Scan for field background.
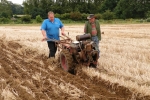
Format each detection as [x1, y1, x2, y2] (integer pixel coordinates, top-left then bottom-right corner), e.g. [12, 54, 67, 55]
[0, 24, 150, 100]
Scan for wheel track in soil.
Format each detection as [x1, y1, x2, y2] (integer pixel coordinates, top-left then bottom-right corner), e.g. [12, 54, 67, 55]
[0, 39, 150, 100]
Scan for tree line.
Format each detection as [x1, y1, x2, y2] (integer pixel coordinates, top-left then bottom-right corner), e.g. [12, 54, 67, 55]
[22, 0, 150, 19]
[0, 0, 23, 18]
[0, 0, 150, 20]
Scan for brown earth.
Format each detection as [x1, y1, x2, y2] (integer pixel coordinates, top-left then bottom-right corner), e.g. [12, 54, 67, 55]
[0, 38, 150, 100]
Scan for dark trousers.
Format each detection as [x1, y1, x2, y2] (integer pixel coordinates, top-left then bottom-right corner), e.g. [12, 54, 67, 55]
[47, 41, 57, 58]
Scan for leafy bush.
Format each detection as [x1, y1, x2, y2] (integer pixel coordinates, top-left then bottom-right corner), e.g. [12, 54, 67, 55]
[14, 19, 22, 24]
[21, 15, 31, 23]
[136, 19, 145, 23]
[36, 15, 43, 23]
[81, 13, 88, 20]
[102, 10, 114, 20]
[95, 13, 102, 19]
[147, 18, 150, 22]
[61, 13, 70, 20]
[0, 17, 10, 24]
[0, 12, 9, 18]
[70, 12, 82, 21]
[55, 13, 61, 18]
[146, 11, 150, 18]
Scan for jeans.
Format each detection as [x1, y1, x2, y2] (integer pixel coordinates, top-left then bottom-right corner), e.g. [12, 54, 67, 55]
[47, 41, 57, 58]
[91, 36, 100, 57]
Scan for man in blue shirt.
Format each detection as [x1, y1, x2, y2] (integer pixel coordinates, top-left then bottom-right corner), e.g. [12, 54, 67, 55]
[41, 11, 65, 58]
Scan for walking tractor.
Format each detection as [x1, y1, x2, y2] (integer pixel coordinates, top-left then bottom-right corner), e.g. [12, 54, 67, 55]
[48, 34, 99, 73]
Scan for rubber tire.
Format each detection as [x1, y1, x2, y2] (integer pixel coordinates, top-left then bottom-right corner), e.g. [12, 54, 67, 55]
[60, 49, 74, 72]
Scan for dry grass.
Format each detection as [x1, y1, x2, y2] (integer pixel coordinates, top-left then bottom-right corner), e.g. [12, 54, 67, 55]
[1, 86, 16, 100]
[0, 24, 150, 97]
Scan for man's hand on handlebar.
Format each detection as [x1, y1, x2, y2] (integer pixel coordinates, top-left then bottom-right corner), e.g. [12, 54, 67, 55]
[61, 32, 66, 36]
[42, 37, 47, 41]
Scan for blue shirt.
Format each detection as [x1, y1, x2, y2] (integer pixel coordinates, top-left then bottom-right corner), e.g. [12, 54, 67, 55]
[41, 18, 64, 40]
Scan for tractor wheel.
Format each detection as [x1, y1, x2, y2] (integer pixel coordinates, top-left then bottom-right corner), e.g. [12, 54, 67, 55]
[60, 49, 74, 72]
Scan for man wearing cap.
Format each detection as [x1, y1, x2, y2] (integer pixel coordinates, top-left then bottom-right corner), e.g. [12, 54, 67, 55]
[84, 14, 101, 66]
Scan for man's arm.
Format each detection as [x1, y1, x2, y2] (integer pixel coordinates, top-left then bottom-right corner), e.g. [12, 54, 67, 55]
[84, 21, 88, 33]
[96, 20, 101, 41]
[61, 26, 65, 35]
[41, 30, 47, 41]
[41, 20, 47, 41]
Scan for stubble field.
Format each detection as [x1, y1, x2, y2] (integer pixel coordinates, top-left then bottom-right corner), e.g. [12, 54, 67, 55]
[0, 24, 150, 100]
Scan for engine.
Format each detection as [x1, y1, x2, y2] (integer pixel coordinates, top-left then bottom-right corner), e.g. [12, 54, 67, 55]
[70, 34, 99, 66]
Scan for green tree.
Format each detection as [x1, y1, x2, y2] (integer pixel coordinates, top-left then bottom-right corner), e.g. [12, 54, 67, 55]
[0, 17, 10, 23]
[70, 12, 82, 21]
[21, 15, 31, 23]
[22, 0, 150, 20]
[36, 15, 43, 23]
[23, 0, 52, 18]
[0, 0, 12, 18]
[146, 11, 150, 18]
[102, 10, 114, 20]
[114, 0, 130, 19]
[11, 4, 24, 15]
[114, 0, 150, 19]
[100, 0, 120, 13]
[30, 7, 45, 19]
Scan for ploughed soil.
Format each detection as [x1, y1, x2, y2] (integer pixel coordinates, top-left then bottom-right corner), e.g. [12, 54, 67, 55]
[0, 39, 149, 100]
